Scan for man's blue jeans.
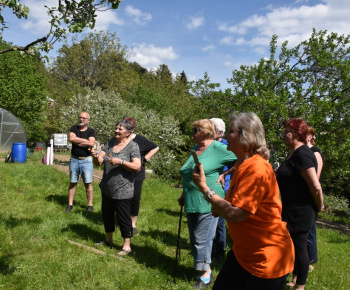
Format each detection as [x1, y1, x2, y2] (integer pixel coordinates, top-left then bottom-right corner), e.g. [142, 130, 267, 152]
[187, 212, 218, 271]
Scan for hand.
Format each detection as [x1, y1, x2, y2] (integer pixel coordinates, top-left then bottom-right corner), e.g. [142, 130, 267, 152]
[192, 163, 207, 191]
[216, 173, 225, 189]
[91, 149, 99, 158]
[108, 158, 120, 166]
[211, 208, 220, 218]
[178, 195, 184, 206]
[319, 204, 325, 213]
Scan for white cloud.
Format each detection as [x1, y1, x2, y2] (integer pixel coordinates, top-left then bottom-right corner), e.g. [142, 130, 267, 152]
[202, 44, 215, 52]
[125, 5, 152, 24]
[187, 74, 197, 81]
[20, 0, 54, 34]
[128, 43, 179, 68]
[93, 10, 124, 31]
[218, 0, 350, 48]
[220, 36, 248, 46]
[186, 16, 205, 30]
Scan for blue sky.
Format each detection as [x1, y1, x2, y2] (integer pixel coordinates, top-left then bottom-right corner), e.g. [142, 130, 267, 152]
[2, 0, 350, 89]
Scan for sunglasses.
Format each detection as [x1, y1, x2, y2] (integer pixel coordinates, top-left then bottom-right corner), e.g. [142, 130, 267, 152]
[193, 128, 201, 134]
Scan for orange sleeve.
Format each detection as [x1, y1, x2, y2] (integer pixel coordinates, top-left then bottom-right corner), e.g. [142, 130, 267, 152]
[231, 171, 267, 214]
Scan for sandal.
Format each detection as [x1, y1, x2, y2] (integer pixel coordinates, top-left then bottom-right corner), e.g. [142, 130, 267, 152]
[116, 249, 132, 257]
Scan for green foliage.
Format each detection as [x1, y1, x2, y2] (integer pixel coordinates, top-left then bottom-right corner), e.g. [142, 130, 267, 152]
[189, 72, 233, 121]
[59, 88, 186, 179]
[125, 64, 201, 136]
[0, 1, 124, 55]
[50, 32, 129, 93]
[193, 30, 350, 199]
[0, 40, 48, 141]
[324, 195, 349, 213]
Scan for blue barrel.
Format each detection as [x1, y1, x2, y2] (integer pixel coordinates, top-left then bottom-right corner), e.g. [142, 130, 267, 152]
[11, 143, 27, 163]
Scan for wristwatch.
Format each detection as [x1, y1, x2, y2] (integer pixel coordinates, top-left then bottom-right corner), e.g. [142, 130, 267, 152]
[120, 160, 124, 165]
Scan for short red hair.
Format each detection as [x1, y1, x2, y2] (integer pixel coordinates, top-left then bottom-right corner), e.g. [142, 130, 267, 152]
[284, 118, 308, 143]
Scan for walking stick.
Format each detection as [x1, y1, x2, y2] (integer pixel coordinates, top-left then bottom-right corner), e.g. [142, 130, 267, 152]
[173, 205, 183, 283]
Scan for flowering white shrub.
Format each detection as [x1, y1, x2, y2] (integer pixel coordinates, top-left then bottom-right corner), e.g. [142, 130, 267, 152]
[60, 88, 186, 179]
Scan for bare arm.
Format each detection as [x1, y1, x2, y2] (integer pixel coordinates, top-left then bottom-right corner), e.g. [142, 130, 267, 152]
[92, 150, 141, 172]
[144, 147, 159, 162]
[69, 132, 95, 147]
[108, 157, 141, 172]
[193, 163, 250, 224]
[314, 152, 323, 180]
[300, 167, 324, 212]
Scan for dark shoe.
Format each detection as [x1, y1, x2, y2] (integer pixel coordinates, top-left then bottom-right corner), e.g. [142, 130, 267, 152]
[94, 240, 114, 247]
[116, 249, 132, 257]
[87, 206, 93, 212]
[65, 205, 73, 213]
[133, 227, 139, 236]
[192, 273, 213, 289]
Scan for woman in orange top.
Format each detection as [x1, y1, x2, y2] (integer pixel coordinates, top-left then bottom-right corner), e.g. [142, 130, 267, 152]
[192, 112, 294, 289]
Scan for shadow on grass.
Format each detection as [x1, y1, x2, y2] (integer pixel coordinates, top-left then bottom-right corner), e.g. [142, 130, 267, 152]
[60, 224, 220, 283]
[62, 223, 103, 242]
[45, 195, 101, 224]
[144, 229, 191, 249]
[45, 194, 67, 207]
[156, 208, 189, 219]
[0, 213, 42, 229]
[131, 243, 196, 283]
[0, 254, 17, 275]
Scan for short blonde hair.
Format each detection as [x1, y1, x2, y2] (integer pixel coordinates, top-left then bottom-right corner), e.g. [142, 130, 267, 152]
[193, 119, 215, 140]
[229, 112, 270, 160]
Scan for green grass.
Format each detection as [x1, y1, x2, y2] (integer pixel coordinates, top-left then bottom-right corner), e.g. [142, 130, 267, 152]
[0, 154, 349, 289]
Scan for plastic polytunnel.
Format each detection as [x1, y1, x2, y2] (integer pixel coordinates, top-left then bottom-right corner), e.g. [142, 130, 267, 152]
[0, 108, 27, 152]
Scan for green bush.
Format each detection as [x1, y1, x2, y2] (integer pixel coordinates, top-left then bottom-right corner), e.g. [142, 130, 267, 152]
[324, 194, 349, 211]
[59, 88, 188, 180]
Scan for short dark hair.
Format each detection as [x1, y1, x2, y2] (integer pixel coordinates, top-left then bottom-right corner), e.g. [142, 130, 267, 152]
[123, 117, 136, 131]
[115, 120, 134, 133]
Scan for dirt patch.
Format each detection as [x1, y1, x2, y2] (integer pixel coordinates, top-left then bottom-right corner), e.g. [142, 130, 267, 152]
[316, 219, 350, 235]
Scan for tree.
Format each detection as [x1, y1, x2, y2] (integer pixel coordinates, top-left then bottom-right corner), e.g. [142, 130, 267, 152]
[50, 31, 129, 93]
[0, 0, 123, 56]
[125, 65, 202, 137]
[0, 40, 48, 141]
[177, 70, 188, 86]
[189, 72, 230, 120]
[199, 29, 350, 199]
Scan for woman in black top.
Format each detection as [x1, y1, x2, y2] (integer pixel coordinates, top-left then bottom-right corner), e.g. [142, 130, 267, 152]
[124, 117, 159, 235]
[306, 127, 324, 270]
[276, 118, 323, 290]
